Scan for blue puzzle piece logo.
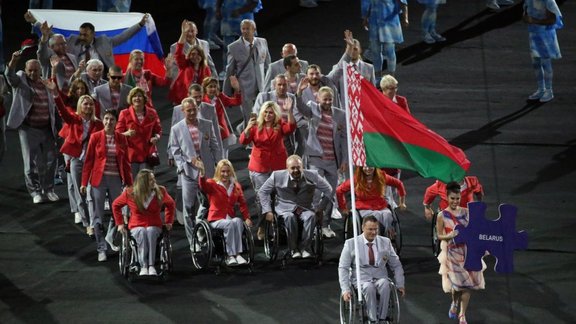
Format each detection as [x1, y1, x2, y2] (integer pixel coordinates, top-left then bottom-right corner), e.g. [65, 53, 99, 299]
[453, 202, 528, 273]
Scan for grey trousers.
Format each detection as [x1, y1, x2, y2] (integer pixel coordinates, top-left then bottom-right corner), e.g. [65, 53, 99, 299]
[361, 278, 391, 322]
[18, 125, 56, 196]
[64, 154, 77, 213]
[131, 226, 161, 268]
[359, 209, 393, 233]
[250, 170, 271, 227]
[211, 217, 244, 256]
[180, 172, 198, 252]
[69, 156, 89, 226]
[308, 157, 338, 226]
[282, 209, 314, 252]
[88, 174, 123, 252]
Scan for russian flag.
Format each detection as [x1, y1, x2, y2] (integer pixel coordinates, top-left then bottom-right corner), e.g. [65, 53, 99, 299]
[28, 9, 166, 77]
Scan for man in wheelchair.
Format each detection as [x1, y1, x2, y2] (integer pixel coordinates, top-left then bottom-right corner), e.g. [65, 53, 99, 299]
[258, 155, 333, 259]
[338, 215, 405, 323]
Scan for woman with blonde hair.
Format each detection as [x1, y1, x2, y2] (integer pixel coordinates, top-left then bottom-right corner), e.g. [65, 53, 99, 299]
[169, 20, 212, 104]
[112, 169, 175, 276]
[239, 100, 296, 239]
[47, 80, 103, 236]
[196, 158, 252, 265]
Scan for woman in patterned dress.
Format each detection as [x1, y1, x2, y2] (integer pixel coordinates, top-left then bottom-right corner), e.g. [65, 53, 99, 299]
[436, 182, 485, 324]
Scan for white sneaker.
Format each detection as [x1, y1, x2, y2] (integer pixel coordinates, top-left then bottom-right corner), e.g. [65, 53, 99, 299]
[98, 251, 107, 262]
[74, 212, 82, 224]
[291, 250, 302, 259]
[539, 90, 554, 103]
[33, 195, 43, 204]
[322, 226, 336, 238]
[148, 266, 157, 276]
[46, 191, 59, 202]
[423, 33, 436, 44]
[486, 0, 500, 10]
[331, 209, 343, 220]
[528, 89, 544, 100]
[104, 198, 110, 211]
[299, 0, 318, 8]
[139, 267, 149, 276]
[106, 235, 119, 252]
[301, 250, 313, 259]
[236, 255, 248, 265]
[226, 255, 238, 266]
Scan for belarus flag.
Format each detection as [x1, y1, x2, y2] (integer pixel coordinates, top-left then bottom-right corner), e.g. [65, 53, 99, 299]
[345, 64, 470, 183]
[28, 9, 165, 77]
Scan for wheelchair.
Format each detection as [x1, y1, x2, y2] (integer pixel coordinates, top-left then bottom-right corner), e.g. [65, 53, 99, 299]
[263, 211, 324, 269]
[339, 278, 401, 324]
[190, 192, 255, 274]
[118, 225, 173, 281]
[343, 208, 402, 255]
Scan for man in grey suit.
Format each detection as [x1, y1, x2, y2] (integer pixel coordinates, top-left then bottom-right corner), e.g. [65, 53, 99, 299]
[37, 22, 78, 93]
[72, 59, 108, 94]
[5, 52, 59, 204]
[299, 64, 340, 108]
[328, 30, 376, 108]
[338, 215, 406, 324]
[92, 65, 132, 118]
[263, 43, 309, 92]
[169, 98, 222, 252]
[168, 20, 217, 80]
[258, 155, 333, 259]
[223, 19, 270, 132]
[25, 12, 148, 72]
[296, 86, 348, 239]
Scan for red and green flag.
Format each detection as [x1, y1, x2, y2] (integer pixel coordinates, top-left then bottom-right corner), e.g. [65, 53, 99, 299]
[346, 65, 470, 183]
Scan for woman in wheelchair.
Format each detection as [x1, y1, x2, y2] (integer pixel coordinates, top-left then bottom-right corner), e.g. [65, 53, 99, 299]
[112, 169, 175, 276]
[195, 158, 253, 266]
[336, 166, 407, 237]
[338, 215, 405, 323]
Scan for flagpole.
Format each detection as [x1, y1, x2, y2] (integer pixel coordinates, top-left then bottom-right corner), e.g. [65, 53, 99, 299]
[343, 63, 363, 303]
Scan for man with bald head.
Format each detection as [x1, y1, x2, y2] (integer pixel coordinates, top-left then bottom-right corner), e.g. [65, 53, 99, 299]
[258, 155, 333, 259]
[263, 43, 309, 92]
[5, 51, 59, 204]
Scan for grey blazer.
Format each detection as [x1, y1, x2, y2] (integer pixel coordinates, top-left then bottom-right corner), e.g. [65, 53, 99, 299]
[66, 23, 142, 69]
[223, 36, 271, 97]
[92, 83, 133, 117]
[338, 234, 405, 293]
[263, 58, 309, 92]
[5, 68, 57, 136]
[169, 117, 222, 179]
[169, 39, 218, 80]
[258, 169, 333, 216]
[75, 73, 108, 95]
[299, 76, 341, 108]
[167, 102, 222, 159]
[37, 40, 78, 90]
[328, 55, 376, 108]
[297, 100, 347, 167]
[252, 91, 304, 124]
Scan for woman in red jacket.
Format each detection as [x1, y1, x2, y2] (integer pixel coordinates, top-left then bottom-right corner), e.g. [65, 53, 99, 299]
[337, 167, 407, 236]
[239, 100, 296, 239]
[196, 158, 252, 266]
[113, 169, 175, 276]
[81, 109, 133, 262]
[202, 76, 242, 158]
[48, 80, 103, 234]
[116, 87, 162, 180]
[169, 20, 212, 104]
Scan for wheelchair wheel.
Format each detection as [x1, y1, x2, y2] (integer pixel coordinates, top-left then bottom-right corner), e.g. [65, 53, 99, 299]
[339, 290, 356, 324]
[159, 228, 173, 277]
[344, 213, 361, 240]
[389, 209, 402, 255]
[242, 222, 255, 265]
[312, 225, 324, 266]
[192, 220, 213, 270]
[387, 280, 401, 324]
[264, 214, 279, 262]
[431, 213, 440, 257]
[118, 229, 131, 278]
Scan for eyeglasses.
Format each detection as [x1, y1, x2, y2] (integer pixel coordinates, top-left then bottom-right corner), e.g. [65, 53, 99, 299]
[110, 76, 123, 80]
